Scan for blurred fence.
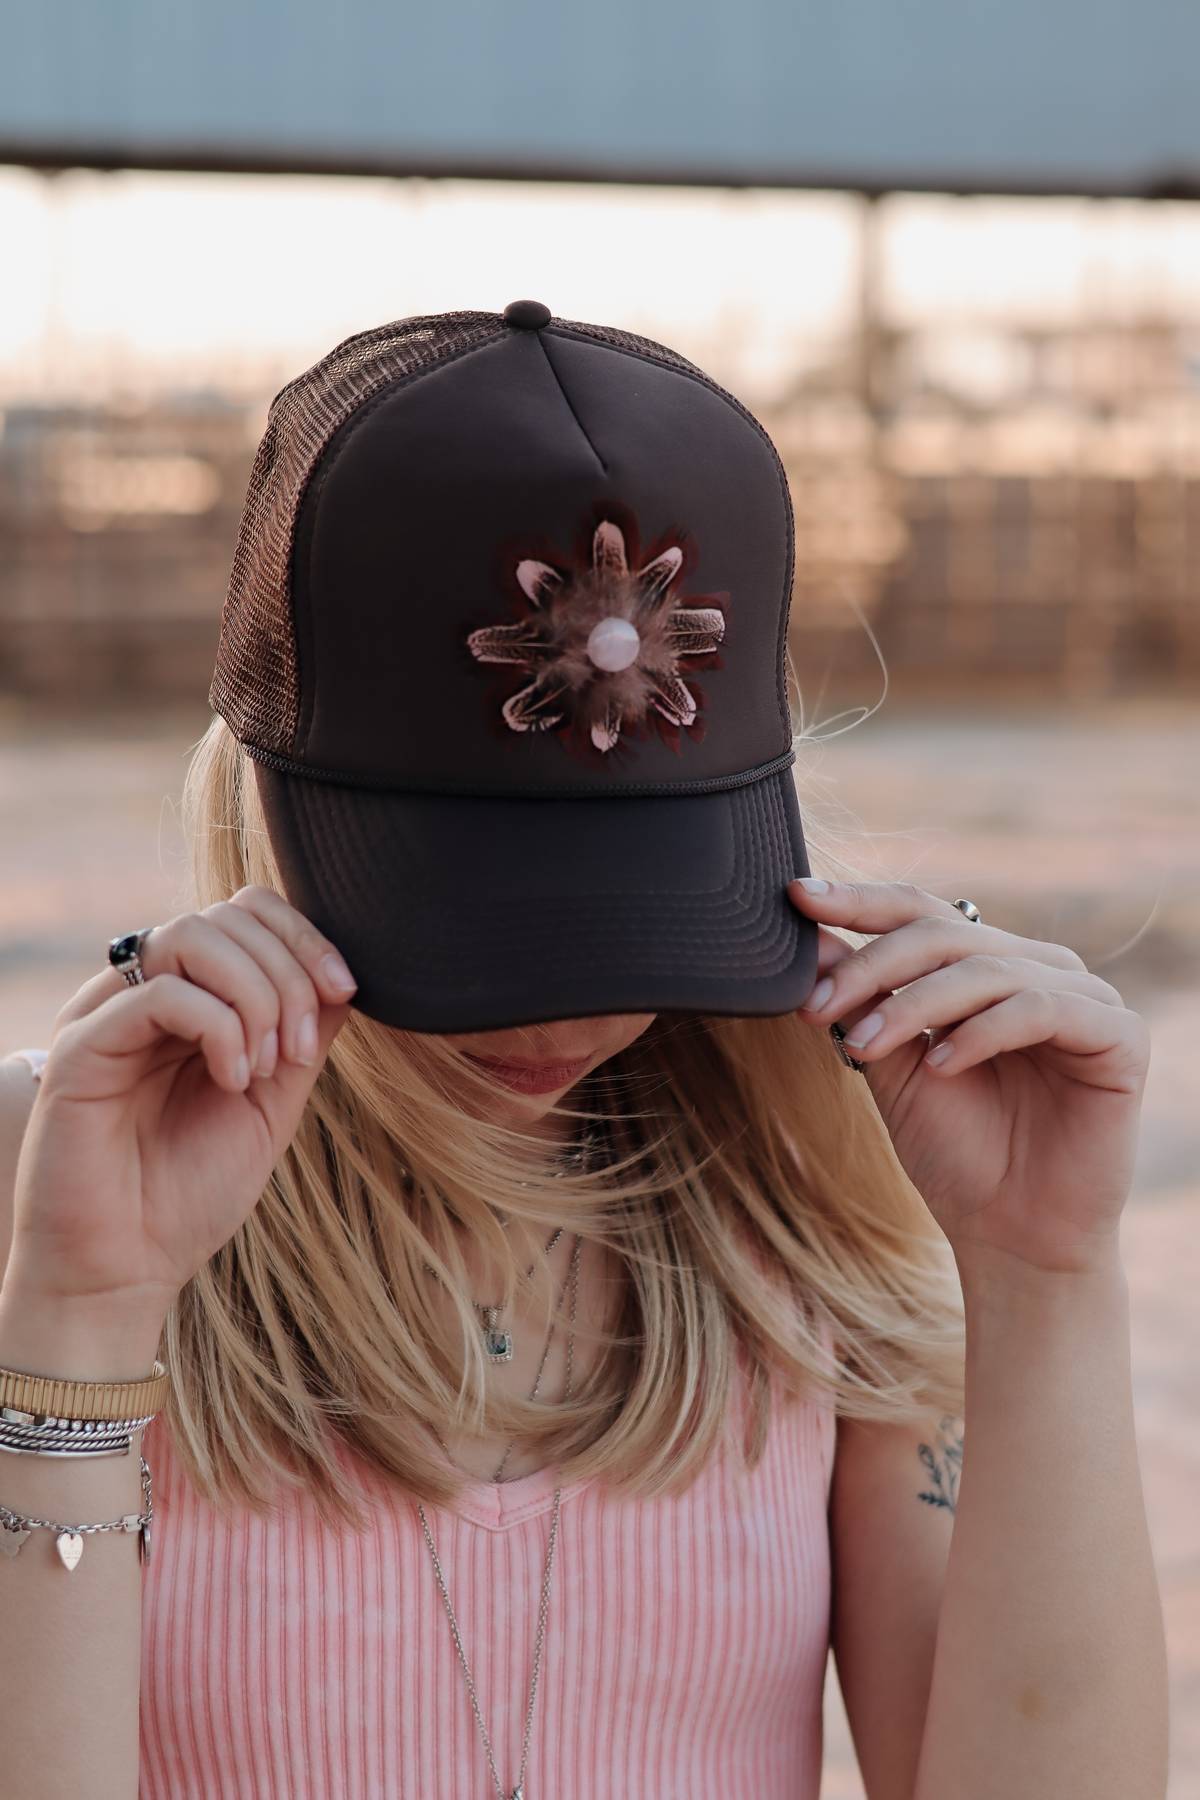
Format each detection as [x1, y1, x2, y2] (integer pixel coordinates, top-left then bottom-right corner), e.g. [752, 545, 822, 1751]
[4, 176, 1200, 708]
[0, 393, 251, 696]
[2, 318, 1197, 706]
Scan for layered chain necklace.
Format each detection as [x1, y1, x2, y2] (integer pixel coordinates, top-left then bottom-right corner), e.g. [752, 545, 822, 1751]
[470, 1122, 595, 1367]
[416, 1122, 600, 1800]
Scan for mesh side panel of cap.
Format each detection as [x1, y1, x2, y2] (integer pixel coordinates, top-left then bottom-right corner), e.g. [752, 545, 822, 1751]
[555, 317, 712, 378]
[209, 310, 507, 754]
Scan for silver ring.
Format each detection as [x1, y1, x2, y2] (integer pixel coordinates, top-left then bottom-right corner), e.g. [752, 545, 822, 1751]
[830, 896, 984, 1074]
[107, 927, 155, 987]
[829, 1018, 867, 1074]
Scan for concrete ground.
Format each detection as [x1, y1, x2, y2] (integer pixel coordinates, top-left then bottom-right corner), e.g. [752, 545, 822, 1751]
[1, 693, 1196, 1795]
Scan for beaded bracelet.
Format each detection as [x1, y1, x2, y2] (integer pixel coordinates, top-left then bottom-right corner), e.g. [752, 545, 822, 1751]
[0, 1405, 158, 1458]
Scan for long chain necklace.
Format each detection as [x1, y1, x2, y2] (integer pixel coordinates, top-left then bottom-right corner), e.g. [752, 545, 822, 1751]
[418, 1235, 581, 1800]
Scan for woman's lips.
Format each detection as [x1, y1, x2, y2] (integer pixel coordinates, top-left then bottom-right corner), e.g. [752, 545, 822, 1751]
[464, 1053, 591, 1095]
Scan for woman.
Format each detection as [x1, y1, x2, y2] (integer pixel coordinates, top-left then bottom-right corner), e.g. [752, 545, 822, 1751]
[0, 302, 1166, 1799]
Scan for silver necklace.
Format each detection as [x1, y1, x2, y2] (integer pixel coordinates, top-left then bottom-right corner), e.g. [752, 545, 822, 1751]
[418, 1232, 582, 1800]
[421, 1126, 594, 1364]
[475, 1225, 564, 1363]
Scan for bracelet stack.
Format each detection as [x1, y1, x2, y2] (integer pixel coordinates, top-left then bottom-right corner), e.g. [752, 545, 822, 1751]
[0, 1358, 167, 1571]
[0, 1405, 160, 1457]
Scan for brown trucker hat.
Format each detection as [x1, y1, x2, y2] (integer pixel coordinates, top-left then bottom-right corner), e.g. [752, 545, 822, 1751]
[208, 299, 817, 1032]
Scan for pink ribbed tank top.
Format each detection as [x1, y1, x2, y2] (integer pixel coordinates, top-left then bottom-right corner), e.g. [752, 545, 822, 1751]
[13, 1049, 836, 1799]
[138, 1355, 835, 1799]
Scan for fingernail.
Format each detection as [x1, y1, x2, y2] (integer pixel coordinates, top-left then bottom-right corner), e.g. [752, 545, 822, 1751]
[793, 877, 829, 893]
[255, 1028, 278, 1078]
[843, 1010, 884, 1048]
[295, 1012, 318, 1065]
[234, 1054, 251, 1089]
[803, 977, 835, 1012]
[924, 1040, 954, 1067]
[320, 951, 357, 993]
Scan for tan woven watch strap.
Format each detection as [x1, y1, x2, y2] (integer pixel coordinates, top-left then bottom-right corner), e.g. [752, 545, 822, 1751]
[0, 1359, 169, 1423]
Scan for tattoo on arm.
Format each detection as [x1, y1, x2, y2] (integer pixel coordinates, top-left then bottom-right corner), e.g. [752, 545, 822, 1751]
[916, 1414, 963, 1514]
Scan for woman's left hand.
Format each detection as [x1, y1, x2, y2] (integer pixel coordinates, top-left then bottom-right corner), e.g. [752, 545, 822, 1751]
[787, 878, 1151, 1278]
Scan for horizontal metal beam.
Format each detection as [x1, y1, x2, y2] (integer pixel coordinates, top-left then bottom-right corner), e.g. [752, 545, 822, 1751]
[4, 140, 1200, 203]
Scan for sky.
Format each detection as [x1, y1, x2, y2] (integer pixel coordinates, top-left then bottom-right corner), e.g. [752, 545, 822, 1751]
[3, 166, 1200, 407]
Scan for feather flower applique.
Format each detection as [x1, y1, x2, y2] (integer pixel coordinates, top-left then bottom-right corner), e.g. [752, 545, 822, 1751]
[466, 512, 726, 755]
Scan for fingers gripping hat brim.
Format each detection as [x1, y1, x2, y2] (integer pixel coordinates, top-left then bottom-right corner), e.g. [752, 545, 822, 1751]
[252, 758, 818, 1033]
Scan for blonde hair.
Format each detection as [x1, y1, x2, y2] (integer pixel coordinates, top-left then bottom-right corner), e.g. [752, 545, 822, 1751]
[163, 707, 966, 1529]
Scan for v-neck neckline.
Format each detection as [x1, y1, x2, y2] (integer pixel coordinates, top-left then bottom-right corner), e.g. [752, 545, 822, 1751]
[445, 1463, 596, 1531]
[331, 1426, 597, 1533]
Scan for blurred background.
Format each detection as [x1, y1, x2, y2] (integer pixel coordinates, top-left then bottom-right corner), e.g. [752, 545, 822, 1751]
[1, 3, 1197, 1791]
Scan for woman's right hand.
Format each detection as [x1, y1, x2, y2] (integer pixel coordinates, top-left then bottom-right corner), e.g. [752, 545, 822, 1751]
[4, 885, 360, 1330]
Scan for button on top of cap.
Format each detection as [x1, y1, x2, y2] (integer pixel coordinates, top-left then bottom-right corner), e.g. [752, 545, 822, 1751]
[503, 299, 552, 330]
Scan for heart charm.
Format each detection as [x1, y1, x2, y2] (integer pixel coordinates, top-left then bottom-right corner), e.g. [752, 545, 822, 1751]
[55, 1531, 84, 1572]
[0, 1525, 30, 1557]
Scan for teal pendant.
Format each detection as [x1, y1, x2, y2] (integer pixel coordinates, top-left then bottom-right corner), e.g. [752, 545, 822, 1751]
[480, 1311, 514, 1361]
[484, 1328, 513, 1361]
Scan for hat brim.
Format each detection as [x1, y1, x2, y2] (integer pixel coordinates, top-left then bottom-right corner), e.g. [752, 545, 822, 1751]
[251, 758, 819, 1033]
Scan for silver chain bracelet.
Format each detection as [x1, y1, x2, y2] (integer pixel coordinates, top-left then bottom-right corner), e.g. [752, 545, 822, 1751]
[0, 1402, 158, 1570]
[0, 1452, 154, 1571]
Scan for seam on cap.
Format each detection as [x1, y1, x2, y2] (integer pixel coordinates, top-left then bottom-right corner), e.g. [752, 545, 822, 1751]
[289, 327, 510, 762]
[242, 740, 796, 799]
[536, 334, 608, 475]
[282, 316, 794, 766]
[545, 322, 795, 743]
[291, 757, 798, 955]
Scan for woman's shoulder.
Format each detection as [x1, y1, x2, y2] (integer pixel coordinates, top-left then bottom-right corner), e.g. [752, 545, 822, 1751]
[6, 1049, 50, 1083]
[2, 1053, 50, 1255]
[1, 1051, 50, 1168]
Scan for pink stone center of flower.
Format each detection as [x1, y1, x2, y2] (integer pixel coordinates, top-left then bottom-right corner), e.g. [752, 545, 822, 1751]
[585, 615, 641, 672]
[465, 518, 725, 754]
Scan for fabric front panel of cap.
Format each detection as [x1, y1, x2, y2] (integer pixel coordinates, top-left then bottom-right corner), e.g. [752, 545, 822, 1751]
[290, 329, 793, 790]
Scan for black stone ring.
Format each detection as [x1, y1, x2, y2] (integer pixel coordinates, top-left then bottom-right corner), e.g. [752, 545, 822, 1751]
[108, 927, 156, 987]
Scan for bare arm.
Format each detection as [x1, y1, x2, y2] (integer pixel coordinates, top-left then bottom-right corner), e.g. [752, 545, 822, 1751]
[911, 1248, 1169, 1800]
[0, 1298, 164, 1793]
[826, 1409, 955, 1799]
[0, 1057, 160, 1796]
[0, 891, 356, 1798]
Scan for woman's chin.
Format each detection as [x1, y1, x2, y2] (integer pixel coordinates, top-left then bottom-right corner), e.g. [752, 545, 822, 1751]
[464, 1054, 589, 1097]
